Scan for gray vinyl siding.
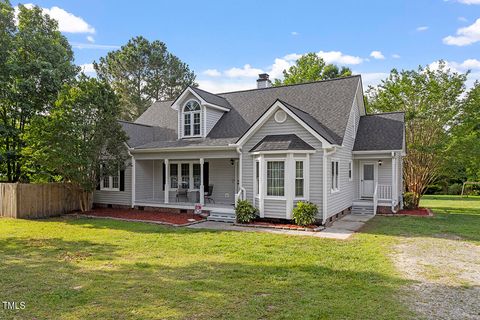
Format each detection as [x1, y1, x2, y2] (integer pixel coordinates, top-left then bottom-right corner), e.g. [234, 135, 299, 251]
[241, 112, 324, 219]
[326, 99, 359, 217]
[93, 159, 132, 206]
[264, 199, 287, 219]
[135, 160, 154, 200]
[205, 107, 224, 136]
[208, 158, 236, 205]
[378, 159, 392, 185]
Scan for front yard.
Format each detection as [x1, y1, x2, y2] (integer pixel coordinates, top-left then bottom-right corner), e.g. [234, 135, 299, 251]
[0, 196, 478, 319]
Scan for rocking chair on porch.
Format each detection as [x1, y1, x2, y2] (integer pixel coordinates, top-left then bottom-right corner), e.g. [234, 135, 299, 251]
[204, 185, 214, 204]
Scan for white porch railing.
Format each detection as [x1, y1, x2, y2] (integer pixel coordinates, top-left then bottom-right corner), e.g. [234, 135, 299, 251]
[373, 183, 378, 215]
[234, 187, 246, 205]
[378, 184, 392, 200]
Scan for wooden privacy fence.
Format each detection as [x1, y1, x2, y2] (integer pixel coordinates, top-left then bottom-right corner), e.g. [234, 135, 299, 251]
[0, 183, 81, 219]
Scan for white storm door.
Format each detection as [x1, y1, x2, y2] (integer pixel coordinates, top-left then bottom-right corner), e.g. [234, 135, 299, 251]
[361, 163, 375, 198]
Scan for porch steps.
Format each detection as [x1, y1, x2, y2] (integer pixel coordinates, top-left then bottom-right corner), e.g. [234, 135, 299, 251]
[207, 211, 236, 223]
[352, 200, 375, 215]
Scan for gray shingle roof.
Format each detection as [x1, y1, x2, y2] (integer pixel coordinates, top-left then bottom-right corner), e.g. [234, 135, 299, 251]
[190, 87, 231, 110]
[119, 120, 177, 148]
[134, 76, 362, 149]
[135, 137, 237, 149]
[208, 75, 361, 145]
[353, 112, 405, 151]
[249, 134, 315, 152]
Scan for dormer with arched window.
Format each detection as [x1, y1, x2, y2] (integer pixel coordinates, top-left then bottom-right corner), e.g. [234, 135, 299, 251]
[183, 100, 202, 137]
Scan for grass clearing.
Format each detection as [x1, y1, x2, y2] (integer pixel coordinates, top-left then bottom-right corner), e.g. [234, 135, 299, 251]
[0, 195, 478, 319]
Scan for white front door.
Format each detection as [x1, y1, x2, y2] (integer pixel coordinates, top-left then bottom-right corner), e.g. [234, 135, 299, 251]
[361, 163, 375, 198]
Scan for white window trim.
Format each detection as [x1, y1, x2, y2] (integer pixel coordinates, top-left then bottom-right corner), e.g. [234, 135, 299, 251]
[264, 158, 286, 200]
[331, 159, 340, 193]
[100, 168, 120, 192]
[294, 158, 307, 200]
[182, 99, 202, 138]
[168, 161, 201, 191]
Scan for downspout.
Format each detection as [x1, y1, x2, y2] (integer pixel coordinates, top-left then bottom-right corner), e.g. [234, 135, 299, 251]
[322, 147, 337, 225]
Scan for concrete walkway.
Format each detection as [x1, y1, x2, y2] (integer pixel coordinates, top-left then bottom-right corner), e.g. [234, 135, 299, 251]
[187, 214, 374, 240]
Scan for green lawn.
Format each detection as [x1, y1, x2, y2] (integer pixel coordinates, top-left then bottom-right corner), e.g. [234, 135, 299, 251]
[1, 195, 478, 319]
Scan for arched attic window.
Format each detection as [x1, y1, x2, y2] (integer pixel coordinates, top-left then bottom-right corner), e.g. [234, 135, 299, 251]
[183, 100, 201, 137]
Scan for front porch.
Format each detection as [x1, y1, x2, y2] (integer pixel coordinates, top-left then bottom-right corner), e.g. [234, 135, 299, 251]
[132, 156, 239, 214]
[353, 151, 403, 214]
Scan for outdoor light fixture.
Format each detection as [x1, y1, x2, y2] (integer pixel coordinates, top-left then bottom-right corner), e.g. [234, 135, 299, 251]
[230, 159, 235, 165]
[378, 160, 383, 166]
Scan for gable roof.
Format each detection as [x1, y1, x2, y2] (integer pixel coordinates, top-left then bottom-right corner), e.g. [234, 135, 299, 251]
[208, 75, 361, 144]
[249, 134, 315, 152]
[190, 87, 231, 110]
[134, 75, 362, 148]
[353, 112, 405, 151]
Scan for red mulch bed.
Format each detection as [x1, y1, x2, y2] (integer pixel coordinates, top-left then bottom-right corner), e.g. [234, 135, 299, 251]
[396, 207, 432, 216]
[80, 208, 204, 225]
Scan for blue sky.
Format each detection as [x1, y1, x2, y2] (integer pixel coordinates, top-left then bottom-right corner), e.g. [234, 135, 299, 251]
[12, 0, 480, 92]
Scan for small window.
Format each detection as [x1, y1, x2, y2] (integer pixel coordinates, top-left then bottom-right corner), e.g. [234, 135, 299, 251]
[100, 164, 120, 191]
[295, 161, 304, 198]
[348, 161, 352, 181]
[267, 161, 284, 196]
[255, 161, 259, 196]
[331, 160, 339, 191]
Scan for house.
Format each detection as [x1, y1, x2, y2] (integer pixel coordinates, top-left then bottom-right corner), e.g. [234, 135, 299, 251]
[94, 74, 406, 224]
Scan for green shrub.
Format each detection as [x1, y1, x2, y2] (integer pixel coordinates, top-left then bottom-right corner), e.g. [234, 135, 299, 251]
[448, 183, 462, 195]
[403, 192, 415, 209]
[292, 201, 318, 226]
[425, 184, 443, 195]
[235, 200, 257, 223]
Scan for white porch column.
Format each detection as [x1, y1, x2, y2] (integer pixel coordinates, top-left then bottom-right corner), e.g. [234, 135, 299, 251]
[131, 157, 136, 208]
[164, 159, 169, 204]
[392, 154, 397, 205]
[200, 158, 205, 205]
[286, 153, 294, 219]
[259, 154, 265, 218]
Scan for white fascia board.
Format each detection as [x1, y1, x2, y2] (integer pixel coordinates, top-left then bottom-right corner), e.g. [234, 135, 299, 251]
[235, 100, 334, 148]
[203, 103, 230, 112]
[250, 150, 316, 155]
[352, 150, 402, 154]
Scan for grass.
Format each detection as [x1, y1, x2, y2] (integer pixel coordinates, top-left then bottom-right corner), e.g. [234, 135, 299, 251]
[0, 195, 478, 319]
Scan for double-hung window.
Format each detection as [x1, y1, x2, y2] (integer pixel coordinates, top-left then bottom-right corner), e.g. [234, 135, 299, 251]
[255, 161, 260, 196]
[100, 164, 120, 191]
[267, 161, 285, 197]
[295, 161, 304, 198]
[331, 160, 339, 191]
[183, 100, 201, 137]
[170, 163, 178, 189]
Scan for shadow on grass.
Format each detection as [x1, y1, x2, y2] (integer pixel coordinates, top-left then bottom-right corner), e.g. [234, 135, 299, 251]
[0, 236, 412, 320]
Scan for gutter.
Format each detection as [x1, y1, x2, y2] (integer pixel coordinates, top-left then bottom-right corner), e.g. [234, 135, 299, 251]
[130, 145, 237, 153]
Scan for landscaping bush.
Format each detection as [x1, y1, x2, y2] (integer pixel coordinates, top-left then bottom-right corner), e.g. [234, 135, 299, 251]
[425, 184, 443, 195]
[292, 201, 318, 226]
[403, 192, 415, 209]
[448, 183, 463, 195]
[235, 200, 257, 223]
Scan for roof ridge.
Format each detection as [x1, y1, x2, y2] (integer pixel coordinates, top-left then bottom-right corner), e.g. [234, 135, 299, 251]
[216, 74, 361, 95]
[118, 119, 153, 127]
[190, 86, 229, 101]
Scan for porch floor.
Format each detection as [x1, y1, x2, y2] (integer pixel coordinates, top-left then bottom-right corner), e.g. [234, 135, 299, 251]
[135, 198, 235, 213]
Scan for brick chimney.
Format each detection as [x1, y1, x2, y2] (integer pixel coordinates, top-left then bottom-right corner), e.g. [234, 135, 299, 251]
[257, 73, 272, 89]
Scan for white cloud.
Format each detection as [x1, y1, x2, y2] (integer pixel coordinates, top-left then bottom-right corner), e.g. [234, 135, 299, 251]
[392, 53, 401, 59]
[416, 26, 429, 32]
[71, 43, 120, 50]
[370, 51, 385, 60]
[359, 72, 389, 88]
[291, 31, 299, 36]
[443, 18, 480, 46]
[458, 16, 468, 22]
[429, 59, 480, 73]
[197, 79, 255, 93]
[456, 0, 480, 4]
[317, 51, 364, 65]
[224, 64, 264, 78]
[15, 4, 95, 34]
[80, 63, 95, 75]
[203, 69, 221, 77]
[86, 35, 95, 43]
